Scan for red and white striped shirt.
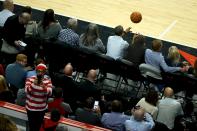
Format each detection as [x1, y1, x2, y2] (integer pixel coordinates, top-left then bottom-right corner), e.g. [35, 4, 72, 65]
[25, 76, 52, 111]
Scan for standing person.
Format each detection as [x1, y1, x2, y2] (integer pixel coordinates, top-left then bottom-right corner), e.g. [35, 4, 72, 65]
[25, 63, 52, 131]
[106, 25, 131, 59]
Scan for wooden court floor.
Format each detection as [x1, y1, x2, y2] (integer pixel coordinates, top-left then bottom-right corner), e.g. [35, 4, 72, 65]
[15, 0, 197, 48]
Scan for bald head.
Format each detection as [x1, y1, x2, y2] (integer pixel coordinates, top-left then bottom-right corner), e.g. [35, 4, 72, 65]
[3, 0, 14, 11]
[67, 18, 78, 30]
[164, 87, 174, 98]
[87, 69, 97, 82]
[64, 63, 73, 77]
[133, 108, 145, 121]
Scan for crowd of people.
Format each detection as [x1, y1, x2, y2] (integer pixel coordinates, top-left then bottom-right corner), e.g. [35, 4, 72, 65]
[0, 0, 197, 131]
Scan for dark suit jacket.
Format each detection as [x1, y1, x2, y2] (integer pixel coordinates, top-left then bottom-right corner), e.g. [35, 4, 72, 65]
[78, 79, 100, 101]
[52, 73, 80, 110]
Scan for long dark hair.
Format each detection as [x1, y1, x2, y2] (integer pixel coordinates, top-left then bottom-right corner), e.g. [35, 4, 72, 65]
[41, 9, 56, 30]
[82, 23, 99, 46]
[145, 90, 159, 106]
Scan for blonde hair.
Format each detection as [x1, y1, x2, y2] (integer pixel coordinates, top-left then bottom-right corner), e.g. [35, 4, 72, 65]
[0, 75, 8, 93]
[0, 114, 18, 131]
[167, 46, 180, 64]
[16, 54, 27, 62]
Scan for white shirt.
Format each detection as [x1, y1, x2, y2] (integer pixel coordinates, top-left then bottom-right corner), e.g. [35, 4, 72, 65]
[0, 9, 14, 27]
[156, 97, 184, 129]
[136, 98, 158, 120]
[106, 35, 129, 59]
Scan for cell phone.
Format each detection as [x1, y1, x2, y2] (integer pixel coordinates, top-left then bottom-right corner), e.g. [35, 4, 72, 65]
[93, 101, 99, 109]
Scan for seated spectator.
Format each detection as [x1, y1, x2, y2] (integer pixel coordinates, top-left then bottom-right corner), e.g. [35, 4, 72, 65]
[125, 107, 155, 131]
[0, 75, 14, 103]
[106, 25, 130, 59]
[0, 114, 18, 131]
[156, 87, 184, 130]
[75, 97, 101, 126]
[126, 34, 146, 66]
[0, 0, 14, 27]
[58, 18, 79, 47]
[79, 23, 105, 53]
[48, 88, 72, 117]
[101, 100, 130, 131]
[5, 54, 27, 97]
[52, 63, 80, 112]
[37, 9, 62, 40]
[1, 11, 31, 64]
[78, 69, 100, 101]
[145, 39, 185, 73]
[165, 46, 181, 67]
[136, 90, 159, 120]
[40, 109, 61, 131]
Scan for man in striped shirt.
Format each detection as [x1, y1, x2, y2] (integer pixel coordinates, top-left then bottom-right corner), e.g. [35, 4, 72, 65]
[25, 63, 52, 131]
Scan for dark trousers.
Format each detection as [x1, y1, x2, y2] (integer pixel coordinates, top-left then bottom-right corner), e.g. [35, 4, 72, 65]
[26, 109, 46, 131]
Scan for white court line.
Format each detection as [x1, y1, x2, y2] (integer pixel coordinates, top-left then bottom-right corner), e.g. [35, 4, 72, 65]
[158, 20, 178, 39]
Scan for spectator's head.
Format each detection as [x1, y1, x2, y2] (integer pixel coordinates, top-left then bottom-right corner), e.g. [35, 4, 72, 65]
[50, 109, 61, 122]
[63, 63, 73, 77]
[16, 54, 27, 67]
[87, 69, 97, 83]
[193, 59, 197, 77]
[114, 25, 124, 36]
[0, 114, 18, 131]
[133, 108, 145, 121]
[19, 12, 31, 25]
[67, 18, 78, 30]
[42, 9, 56, 30]
[111, 100, 123, 113]
[34, 58, 45, 68]
[133, 35, 145, 46]
[3, 0, 14, 12]
[84, 97, 95, 109]
[164, 87, 174, 98]
[145, 90, 159, 106]
[22, 6, 32, 14]
[36, 63, 47, 77]
[167, 46, 180, 64]
[53, 88, 63, 98]
[152, 39, 162, 52]
[0, 75, 8, 93]
[82, 23, 99, 46]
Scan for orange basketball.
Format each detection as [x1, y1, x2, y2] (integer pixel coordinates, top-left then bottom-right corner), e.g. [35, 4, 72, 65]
[130, 11, 142, 23]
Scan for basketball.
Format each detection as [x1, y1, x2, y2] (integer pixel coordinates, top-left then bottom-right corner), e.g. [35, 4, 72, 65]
[130, 11, 142, 23]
